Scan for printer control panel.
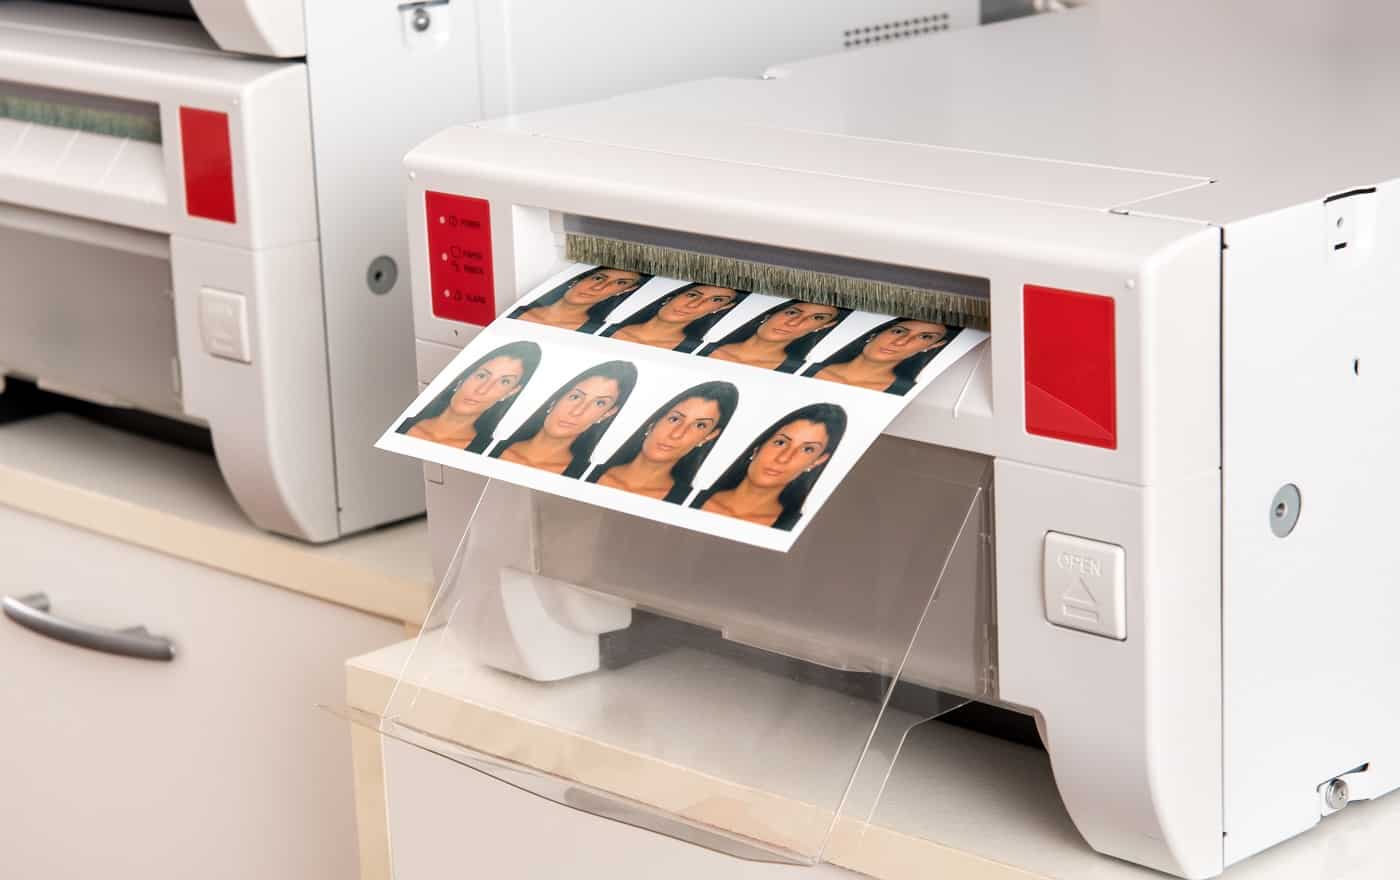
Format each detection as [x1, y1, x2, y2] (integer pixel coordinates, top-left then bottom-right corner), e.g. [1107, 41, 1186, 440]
[426, 192, 496, 326]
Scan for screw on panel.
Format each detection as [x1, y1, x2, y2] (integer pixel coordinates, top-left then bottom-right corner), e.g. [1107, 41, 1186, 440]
[1324, 778, 1350, 811]
[1269, 484, 1301, 538]
[411, 7, 432, 31]
[367, 256, 399, 295]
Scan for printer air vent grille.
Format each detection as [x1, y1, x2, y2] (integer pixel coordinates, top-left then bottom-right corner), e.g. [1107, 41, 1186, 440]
[843, 12, 950, 48]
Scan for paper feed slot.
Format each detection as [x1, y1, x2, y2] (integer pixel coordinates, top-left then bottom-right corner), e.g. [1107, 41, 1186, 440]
[343, 436, 996, 865]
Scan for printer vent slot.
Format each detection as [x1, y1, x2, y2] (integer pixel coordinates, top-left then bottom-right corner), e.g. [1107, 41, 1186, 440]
[843, 12, 950, 48]
[0, 80, 162, 144]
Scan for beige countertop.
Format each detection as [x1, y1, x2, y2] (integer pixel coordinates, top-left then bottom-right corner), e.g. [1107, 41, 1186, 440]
[0, 414, 433, 623]
[347, 636, 1400, 880]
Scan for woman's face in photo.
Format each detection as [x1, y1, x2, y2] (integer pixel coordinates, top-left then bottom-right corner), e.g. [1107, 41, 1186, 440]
[755, 303, 839, 344]
[561, 269, 643, 307]
[542, 376, 622, 440]
[746, 419, 831, 489]
[656, 286, 738, 324]
[449, 356, 525, 417]
[640, 397, 722, 465]
[862, 320, 948, 363]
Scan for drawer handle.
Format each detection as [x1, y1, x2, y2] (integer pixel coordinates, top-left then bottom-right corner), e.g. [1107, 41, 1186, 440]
[2, 593, 175, 662]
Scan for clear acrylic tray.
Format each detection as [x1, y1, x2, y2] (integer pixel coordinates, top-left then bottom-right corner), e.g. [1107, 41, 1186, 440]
[343, 436, 995, 865]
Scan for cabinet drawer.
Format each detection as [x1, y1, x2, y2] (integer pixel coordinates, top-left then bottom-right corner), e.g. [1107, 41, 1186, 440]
[0, 504, 402, 880]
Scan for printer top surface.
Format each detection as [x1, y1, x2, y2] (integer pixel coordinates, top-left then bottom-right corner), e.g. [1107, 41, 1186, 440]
[476, 0, 1399, 226]
[0, 1, 218, 55]
[0, 1, 293, 86]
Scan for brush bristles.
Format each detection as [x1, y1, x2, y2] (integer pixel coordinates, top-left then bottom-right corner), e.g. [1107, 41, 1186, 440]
[0, 96, 161, 144]
[566, 234, 991, 330]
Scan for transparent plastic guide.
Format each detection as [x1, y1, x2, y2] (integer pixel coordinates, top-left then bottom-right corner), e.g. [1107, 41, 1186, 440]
[362, 437, 994, 865]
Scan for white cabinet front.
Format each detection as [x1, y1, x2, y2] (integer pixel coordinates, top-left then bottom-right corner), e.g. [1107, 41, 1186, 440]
[0, 504, 401, 880]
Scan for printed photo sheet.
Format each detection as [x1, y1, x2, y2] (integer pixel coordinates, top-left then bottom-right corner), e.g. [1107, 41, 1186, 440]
[379, 263, 989, 552]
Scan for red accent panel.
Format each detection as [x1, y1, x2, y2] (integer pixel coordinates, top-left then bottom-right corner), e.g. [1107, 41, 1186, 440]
[178, 107, 236, 224]
[1023, 284, 1117, 449]
[426, 192, 495, 325]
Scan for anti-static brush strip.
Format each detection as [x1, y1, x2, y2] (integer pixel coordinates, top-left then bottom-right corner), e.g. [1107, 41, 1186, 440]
[0, 80, 162, 144]
[564, 216, 991, 331]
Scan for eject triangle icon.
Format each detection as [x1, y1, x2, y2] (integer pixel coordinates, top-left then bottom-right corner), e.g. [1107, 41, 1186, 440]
[1061, 577, 1100, 624]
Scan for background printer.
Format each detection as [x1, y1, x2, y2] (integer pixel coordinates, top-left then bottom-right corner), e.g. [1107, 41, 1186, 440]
[0, 0, 990, 542]
[399, 1, 1400, 877]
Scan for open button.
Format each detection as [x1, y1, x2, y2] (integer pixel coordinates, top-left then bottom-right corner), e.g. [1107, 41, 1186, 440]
[1043, 532, 1126, 640]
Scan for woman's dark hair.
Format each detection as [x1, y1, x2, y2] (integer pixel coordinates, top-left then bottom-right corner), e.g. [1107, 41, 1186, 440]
[801, 318, 962, 396]
[690, 402, 848, 531]
[395, 341, 542, 452]
[584, 381, 740, 504]
[600, 284, 750, 353]
[489, 360, 639, 478]
[696, 300, 851, 373]
[507, 266, 652, 334]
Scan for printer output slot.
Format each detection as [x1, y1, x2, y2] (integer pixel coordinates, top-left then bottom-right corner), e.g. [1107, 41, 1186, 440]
[0, 79, 162, 143]
[562, 213, 991, 330]
[477, 205, 1001, 458]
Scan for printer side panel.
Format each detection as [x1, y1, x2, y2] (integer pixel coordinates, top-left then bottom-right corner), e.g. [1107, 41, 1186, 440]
[997, 229, 1224, 880]
[1220, 184, 1400, 864]
[169, 66, 341, 542]
[302, 0, 485, 537]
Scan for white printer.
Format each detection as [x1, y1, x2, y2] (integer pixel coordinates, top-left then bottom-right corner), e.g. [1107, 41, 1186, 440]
[0, 0, 980, 541]
[397, 1, 1400, 877]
